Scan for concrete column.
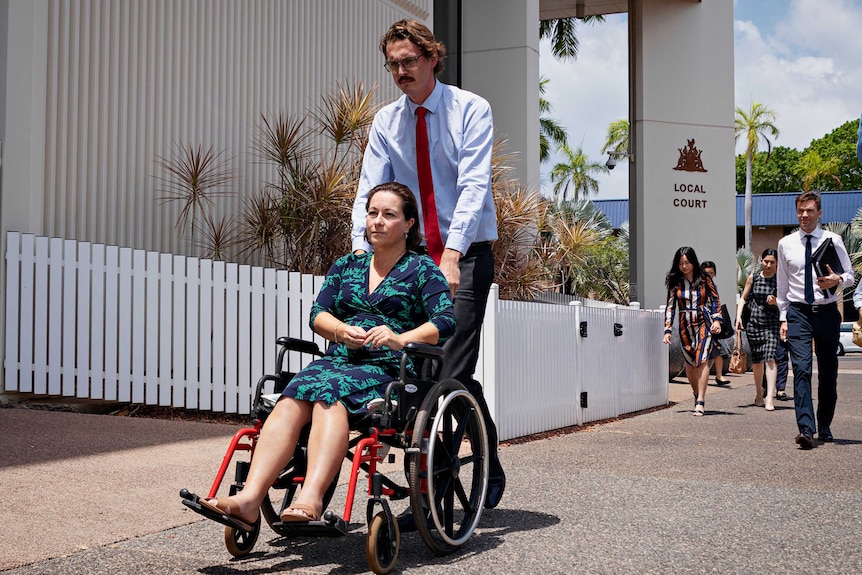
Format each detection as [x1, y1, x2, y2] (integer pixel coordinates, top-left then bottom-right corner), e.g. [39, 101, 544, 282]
[0, 0, 48, 391]
[630, 0, 736, 311]
[1, 0, 47, 235]
[461, 0, 540, 189]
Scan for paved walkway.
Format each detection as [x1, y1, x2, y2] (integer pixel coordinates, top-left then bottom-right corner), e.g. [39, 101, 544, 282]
[2, 366, 861, 574]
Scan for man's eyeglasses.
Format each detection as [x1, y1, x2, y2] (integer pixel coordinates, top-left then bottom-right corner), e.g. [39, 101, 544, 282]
[384, 55, 423, 73]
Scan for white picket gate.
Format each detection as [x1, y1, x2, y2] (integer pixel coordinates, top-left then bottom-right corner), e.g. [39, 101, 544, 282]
[4, 232, 669, 441]
[481, 290, 669, 441]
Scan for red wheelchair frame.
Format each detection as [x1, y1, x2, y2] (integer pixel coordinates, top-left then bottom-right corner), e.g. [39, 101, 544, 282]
[180, 336, 489, 574]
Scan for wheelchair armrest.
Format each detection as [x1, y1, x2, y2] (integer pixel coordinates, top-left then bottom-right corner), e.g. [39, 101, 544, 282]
[399, 343, 444, 384]
[402, 342, 444, 360]
[276, 336, 323, 356]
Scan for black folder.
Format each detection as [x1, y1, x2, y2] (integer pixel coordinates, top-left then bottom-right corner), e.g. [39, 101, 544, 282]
[810, 237, 844, 294]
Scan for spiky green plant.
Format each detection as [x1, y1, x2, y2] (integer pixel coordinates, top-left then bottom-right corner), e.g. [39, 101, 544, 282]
[490, 137, 557, 300]
[736, 248, 756, 294]
[154, 143, 234, 255]
[548, 199, 615, 298]
[234, 82, 379, 274]
[156, 81, 632, 303]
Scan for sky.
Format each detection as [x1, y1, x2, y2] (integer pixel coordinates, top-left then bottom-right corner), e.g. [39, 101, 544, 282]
[539, 0, 862, 200]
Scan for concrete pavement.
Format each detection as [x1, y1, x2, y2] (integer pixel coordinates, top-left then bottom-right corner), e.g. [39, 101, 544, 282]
[2, 365, 861, 574]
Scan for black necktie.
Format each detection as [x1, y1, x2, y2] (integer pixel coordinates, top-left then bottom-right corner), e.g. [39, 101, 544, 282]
[804, 234, 814, 304]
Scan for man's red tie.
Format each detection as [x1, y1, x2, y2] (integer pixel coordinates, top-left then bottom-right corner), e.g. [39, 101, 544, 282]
[415, 107, 444, 264]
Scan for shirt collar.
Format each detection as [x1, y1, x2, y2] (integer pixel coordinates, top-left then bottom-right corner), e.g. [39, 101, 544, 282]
[407, 80, 443, 116]
[798, 226, 823, 240]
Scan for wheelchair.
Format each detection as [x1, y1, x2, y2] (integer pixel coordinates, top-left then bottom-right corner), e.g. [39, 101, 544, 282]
[180, 336, 489, 574]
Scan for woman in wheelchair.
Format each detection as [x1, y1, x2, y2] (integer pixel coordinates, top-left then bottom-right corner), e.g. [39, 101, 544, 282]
[196, 181, 456, 526]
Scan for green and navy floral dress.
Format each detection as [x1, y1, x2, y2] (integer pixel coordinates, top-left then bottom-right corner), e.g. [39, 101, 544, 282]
[281, 252, 456, 413]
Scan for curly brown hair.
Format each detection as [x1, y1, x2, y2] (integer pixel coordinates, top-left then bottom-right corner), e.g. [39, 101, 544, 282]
[379, 19, 446, 76]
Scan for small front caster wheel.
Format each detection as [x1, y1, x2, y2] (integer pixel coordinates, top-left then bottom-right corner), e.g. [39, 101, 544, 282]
[224, 515, 261, 557]
[366, 511, 400, 574]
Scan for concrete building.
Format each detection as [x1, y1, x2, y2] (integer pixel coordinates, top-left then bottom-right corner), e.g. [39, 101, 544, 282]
[0, 1, 737, 384]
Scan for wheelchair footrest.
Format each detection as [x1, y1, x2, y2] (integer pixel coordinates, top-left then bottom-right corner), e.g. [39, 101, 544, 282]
[179, 488, 254, 533]
[271, 512, 349, 538]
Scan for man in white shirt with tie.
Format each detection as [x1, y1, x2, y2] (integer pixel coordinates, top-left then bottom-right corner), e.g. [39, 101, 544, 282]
[777, 191, 854, 449]
[352, 20, 505, 512]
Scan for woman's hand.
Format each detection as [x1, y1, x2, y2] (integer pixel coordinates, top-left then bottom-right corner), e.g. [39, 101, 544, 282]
[339, 324, 368, 350]
[363, 325, 403, 351]
[662, 333, 672, 345]
[765, 294, 777, 306]
[710, 320, 721, 334]
[735, 317, 744, 331]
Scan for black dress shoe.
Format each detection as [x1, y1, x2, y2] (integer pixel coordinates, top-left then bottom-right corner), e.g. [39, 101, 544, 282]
[485, 472, 506, 509]
[396, 507, 432, 533]
[795, 434, 814, 450]
[396, 508, 417, 533]
[818, 428, 834, 442]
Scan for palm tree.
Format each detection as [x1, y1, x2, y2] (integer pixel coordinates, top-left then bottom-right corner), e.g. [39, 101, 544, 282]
[539, 76, 568, 163]
[601, 118, 630, 162]
[549, 144, 609, 204]
[795, 149, 842, 191]
[540, 16, 605, 61]
[735, 102, 779, 251]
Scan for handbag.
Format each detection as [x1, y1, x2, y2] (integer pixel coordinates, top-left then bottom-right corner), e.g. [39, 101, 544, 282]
[740, 299, 752, 329]
[853, 321, 862, 347]
[713, 304, 735, 340]
[728, 336, 747, 374]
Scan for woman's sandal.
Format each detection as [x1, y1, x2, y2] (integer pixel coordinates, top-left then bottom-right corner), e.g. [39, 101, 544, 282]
[280, 502, 320, 523]
[198, 497, 258, 531]
[693, 400, 705, 417]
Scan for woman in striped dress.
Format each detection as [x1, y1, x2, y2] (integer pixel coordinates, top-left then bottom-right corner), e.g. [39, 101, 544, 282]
[663, 247, 724, 416]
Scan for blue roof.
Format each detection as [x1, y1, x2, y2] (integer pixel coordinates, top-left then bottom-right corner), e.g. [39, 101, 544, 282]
[591, 199, 629, 229]
[592, 191, 862, 229]
[734, 191, 862, 226]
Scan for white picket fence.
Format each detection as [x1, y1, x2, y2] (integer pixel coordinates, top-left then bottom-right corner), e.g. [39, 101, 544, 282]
[4, 232, 668, 441]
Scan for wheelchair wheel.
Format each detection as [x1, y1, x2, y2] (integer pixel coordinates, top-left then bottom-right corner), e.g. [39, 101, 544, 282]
[259, 444, 340, 536]
[365, 510, 400, 574]
[407, 379, 489, 555]
[224, 515, 261, 557]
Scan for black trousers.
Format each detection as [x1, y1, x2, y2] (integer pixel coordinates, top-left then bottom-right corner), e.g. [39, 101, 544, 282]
[437, 242, 502, 474]
[786, 302, 840, 437]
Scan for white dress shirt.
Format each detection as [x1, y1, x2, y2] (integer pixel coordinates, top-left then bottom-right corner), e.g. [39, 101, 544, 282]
[777, 227, 854, 320]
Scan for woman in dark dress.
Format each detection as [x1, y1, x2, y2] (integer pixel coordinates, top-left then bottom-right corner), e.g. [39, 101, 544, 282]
[736, 248, 780, 411]
[663, 247, 723, 416]
[197, 182, 456, 525]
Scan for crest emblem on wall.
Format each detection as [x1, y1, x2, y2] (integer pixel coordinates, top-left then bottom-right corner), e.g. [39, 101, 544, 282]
[673, 139, 707, 172]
